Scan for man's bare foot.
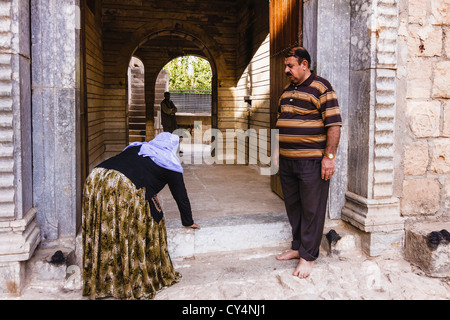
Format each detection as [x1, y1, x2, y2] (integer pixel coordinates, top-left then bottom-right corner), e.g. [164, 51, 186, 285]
[293, 258, 313, 279]
[276, 249, 300, 261]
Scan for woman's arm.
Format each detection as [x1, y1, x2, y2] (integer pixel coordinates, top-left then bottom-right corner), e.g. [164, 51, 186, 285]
[167, 172, 200, 229]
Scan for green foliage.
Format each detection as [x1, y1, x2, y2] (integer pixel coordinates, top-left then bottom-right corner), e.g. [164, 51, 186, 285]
[163, 56, 212, 93]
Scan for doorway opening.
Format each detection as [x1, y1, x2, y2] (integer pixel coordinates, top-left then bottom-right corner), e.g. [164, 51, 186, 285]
[156, 52, 285, 222]
[157, 55, 212, 151]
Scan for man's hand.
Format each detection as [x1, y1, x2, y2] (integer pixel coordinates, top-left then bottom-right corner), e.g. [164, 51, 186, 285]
[272, 141, 280, 170]
[273, 152, 279, 170]
[321, 157, 335, 181]
[321, 126, 340, 181]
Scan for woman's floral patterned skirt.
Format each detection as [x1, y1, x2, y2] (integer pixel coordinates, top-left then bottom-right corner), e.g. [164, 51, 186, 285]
[82, 167, 180, 299]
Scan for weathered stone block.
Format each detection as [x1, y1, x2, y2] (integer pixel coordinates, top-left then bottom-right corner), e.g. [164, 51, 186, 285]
[361, 230, 404, 257]
[320, 226, 362, 259]
[430, 0, 450, 25]
[408, 0, 427, 25]
[407, 24, 442, 57]
[401, 178, 441, 215]
[406, 100, 441, 137]
[432, 61, 450, 98]
[28, 250, 68, 281]
[0, 261, 26, 297]
[406, 60, 433, 98]
[403, 140, 429, 175]
[430, 138, 450, 173]
[404, 221, 450, 278]
[25, 247, 80, 291]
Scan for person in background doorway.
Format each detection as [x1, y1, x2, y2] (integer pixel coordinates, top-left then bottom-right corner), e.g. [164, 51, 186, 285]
[161, 91, 178, 133]
[273, 46, 342, 279]
[82, 132, 200, 300]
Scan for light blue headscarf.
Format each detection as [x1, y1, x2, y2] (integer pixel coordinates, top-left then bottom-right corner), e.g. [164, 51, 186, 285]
[124, 132, 183, 173]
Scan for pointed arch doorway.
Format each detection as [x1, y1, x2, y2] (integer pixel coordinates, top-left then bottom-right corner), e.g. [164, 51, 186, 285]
[129, 30, 219, 142]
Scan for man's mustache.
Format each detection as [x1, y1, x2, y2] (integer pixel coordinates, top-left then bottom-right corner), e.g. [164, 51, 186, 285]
[286, 72, 293, 76]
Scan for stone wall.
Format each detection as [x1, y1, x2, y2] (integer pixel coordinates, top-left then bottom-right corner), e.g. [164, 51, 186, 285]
[398, 0, 450, 220]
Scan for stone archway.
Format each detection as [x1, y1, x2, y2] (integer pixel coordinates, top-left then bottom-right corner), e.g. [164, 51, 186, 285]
[100, 24, 225, 159]
[135, 30, 218, 140]
[129, 29, 220, 141]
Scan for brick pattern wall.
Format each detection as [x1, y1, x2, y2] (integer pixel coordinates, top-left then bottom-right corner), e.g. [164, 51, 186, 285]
[401, 0, 450, 218]
[235, 34, 271, 165]
[86, 5, 106, 169]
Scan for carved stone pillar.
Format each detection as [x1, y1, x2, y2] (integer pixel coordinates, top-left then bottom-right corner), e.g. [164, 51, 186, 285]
[31, 0, 82, 240]
[303, 0, 350, 219]
[341, 0, 404, 256]
[0, 0, 41, 296]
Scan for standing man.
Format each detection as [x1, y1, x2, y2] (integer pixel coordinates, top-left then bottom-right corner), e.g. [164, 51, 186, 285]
[161, 91, 178, 133]
[273, 47, 342, 279]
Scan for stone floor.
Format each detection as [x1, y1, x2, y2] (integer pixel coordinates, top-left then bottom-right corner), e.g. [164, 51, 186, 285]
[8, 245, 450, 300]
[158, 160, 286, 222]
[158, 247, 450, 300]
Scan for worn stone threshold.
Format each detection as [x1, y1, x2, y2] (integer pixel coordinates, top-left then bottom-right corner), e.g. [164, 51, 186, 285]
[166, 213, 346, 259]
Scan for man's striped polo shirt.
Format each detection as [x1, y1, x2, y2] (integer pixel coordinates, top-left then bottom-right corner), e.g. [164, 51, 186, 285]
[276, 72, 342, 160]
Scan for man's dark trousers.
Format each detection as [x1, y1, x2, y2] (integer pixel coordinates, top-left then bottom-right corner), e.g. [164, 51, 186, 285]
[279, 158, 330, 261]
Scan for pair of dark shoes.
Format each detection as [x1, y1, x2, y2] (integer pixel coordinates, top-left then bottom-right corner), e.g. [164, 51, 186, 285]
[426, 229, 450, 250]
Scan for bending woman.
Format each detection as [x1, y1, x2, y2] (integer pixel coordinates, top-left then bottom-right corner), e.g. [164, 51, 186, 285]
[82, 132, 200, 300]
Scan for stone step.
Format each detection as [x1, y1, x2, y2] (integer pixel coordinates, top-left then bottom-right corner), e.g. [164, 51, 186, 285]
[166, 212, 360, 260]
[129, 137, 146, 142]
[128, 122, 146, 130]
[166, 212, 291, 259]
[129, 136, 146, 143]
[130, 99, 145, 104]
[129, 129, 145, 136]
[128, 110, 145, 116]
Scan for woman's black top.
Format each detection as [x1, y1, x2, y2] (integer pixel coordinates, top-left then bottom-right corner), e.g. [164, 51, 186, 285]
[96, 146, 194, 226]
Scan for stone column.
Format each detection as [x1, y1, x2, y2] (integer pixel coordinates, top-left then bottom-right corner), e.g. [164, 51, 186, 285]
[0, 0, 41, 296]
[303, 0, 350, 219]
[31, 0, 82, 241]
[341, 0, 405, 256]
